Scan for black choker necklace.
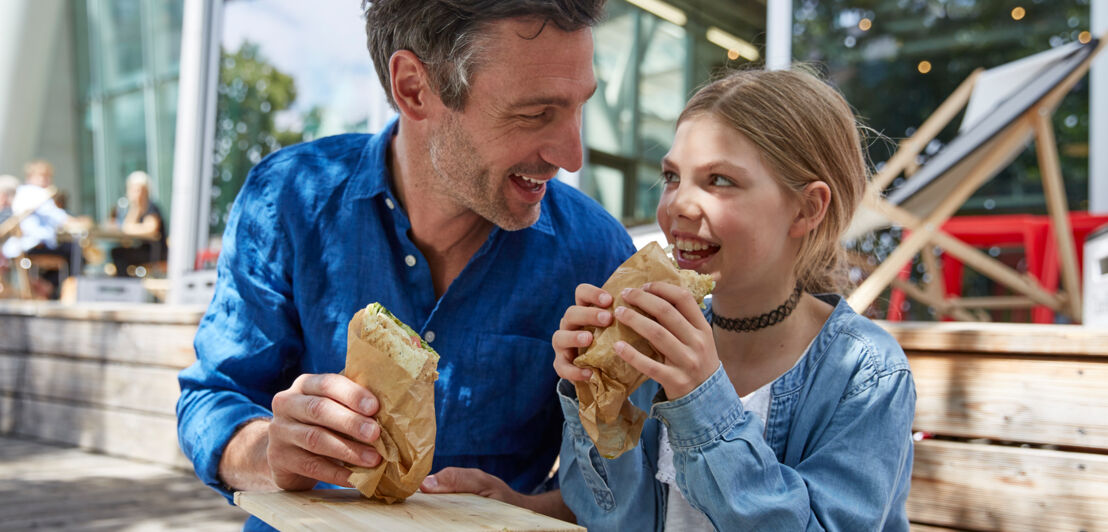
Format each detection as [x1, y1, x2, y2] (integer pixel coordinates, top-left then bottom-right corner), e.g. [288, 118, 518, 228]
[709, 284, 803, 333]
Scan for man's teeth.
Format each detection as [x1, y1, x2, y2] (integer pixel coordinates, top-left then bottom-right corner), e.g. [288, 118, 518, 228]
[517, 175, 545, 185]
[675, 238, 716, 251]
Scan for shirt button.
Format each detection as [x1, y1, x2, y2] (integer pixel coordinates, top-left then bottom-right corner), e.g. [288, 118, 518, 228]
[385, 197, 395, 210]
[424, 331, 436, 343]
[404, 255, 416, 267]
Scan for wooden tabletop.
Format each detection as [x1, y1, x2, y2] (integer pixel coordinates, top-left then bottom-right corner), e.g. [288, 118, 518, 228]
[234, 489, 584, 532]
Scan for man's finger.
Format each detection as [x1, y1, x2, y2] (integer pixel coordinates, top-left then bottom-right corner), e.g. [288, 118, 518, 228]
[420, 467, 493, 494]
[292, 373, 379, 416]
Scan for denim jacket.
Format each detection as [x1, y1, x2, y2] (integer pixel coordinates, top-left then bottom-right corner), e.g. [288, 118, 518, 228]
[557, 295, 916, 531]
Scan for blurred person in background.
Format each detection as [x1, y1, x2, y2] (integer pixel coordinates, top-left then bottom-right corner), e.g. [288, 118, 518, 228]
[108, 170, 168, 276]
[0, 174, 19, 223]
[1, 160, 88, 297]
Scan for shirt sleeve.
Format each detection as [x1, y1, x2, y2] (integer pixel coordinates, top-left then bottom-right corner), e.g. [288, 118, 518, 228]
[176, 161, 304, 501]
[556, 379, 664, 532]
[656, 361, 915, 531]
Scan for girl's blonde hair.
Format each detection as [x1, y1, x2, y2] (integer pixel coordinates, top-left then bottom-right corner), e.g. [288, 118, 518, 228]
[678, 67, 868, 294]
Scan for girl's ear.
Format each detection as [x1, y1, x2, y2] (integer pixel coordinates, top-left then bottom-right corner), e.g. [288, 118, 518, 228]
[788, 181, 831, 238]
[389, 50, 437, 121]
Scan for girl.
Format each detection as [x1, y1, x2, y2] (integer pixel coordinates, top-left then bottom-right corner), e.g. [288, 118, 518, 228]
[552, 68, 915, 531]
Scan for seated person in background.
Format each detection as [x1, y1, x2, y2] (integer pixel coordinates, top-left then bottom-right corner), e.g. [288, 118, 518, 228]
[1, 160, 86, 297]
[0, 174, 19, 223]
[108, 170, 168, 277]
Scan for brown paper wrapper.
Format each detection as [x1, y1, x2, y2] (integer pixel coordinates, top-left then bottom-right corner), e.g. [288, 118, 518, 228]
[572, 242, 713, 458]
[342, 309, 437, 503]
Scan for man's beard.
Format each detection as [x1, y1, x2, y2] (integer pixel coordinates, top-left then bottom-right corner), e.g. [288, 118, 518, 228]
[427, 114, 547, 231]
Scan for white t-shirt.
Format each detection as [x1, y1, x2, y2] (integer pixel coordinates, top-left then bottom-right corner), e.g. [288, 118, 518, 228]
[656, 344, 810, 531]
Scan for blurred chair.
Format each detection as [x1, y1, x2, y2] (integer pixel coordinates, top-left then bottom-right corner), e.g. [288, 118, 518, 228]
[845, 37, 1104, 323]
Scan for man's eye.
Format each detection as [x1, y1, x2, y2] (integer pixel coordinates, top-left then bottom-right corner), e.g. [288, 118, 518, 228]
[661, 171, 679, 184]
[521, 110, 549, 120]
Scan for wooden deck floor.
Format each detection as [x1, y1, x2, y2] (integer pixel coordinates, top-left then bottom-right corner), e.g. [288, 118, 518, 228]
[0, 435, 249, 531]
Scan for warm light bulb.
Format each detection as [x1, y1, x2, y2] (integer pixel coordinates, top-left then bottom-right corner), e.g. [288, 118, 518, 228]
[727, 49, 739, 60]
[1079, 31, 1092, 44]
[918, 60, 932, 74]
[1011, 7, 1025, 21]
[859, 18, 872, 31]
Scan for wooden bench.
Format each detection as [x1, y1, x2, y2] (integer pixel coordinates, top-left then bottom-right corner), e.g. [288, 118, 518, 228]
[882, 321, 1108, 532]
[0, 301, 205, 468]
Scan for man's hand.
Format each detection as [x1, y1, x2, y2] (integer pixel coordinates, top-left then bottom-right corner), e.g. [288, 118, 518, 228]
[267, 373, 384, 490]
[420, 468, 574, 522]
[218, 373, 384, 492]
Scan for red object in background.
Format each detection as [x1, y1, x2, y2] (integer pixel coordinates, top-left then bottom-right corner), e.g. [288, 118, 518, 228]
[195, 249, 220, 270]
[884, 211, 1108, 323]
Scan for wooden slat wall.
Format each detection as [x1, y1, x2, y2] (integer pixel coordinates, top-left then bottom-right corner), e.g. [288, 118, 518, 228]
[0, 302, 204, 469]
[908, 439, 1108, 532]
[881, 321, 1108, 532]
[910, 353, 1108, 448]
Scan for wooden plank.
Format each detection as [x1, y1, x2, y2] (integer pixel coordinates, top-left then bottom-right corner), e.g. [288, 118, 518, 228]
[0, 300, 206, 323]
[908, 439, 1108, 532]
[880, 321, 1108, 356]
[235, 490, 584, 532]
[909, 353, 1108, 448]
[0, 353, 181, 415]
[0, 315, 199, 368]
[1032, 110, 1083, 321]
[6, 396, 190, 469]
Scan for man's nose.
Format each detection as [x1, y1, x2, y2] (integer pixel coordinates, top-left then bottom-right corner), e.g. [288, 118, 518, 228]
[539, 112, 584, 172]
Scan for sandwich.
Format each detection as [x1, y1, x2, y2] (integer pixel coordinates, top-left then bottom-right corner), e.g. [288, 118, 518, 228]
[573, 241, 714, 458]
[344, 303, 439, 503]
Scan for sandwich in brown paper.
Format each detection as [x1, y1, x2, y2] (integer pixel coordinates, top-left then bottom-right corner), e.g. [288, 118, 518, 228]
[573, 242, 714, 458]
[343, 303, 439, 503]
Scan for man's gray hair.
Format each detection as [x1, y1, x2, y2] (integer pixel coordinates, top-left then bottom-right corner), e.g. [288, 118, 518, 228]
[363, 0, 606, 111]
[0, 174, 19, 196]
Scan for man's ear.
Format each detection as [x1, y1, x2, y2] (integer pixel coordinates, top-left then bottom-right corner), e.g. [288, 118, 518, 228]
[389, 50, 435, 120]
[788, 181, 831, 238]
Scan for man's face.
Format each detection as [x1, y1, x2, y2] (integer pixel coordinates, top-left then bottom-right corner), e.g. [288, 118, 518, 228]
[426, 19, 596, 231]
[27, 169, 52, 188]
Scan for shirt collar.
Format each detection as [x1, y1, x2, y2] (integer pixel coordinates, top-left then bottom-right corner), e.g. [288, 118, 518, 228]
[351, 115, 556, 236]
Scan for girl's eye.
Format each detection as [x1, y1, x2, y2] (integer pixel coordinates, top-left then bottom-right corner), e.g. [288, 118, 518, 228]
[661, 171, 679, 184]
[710, 174, 734, 187]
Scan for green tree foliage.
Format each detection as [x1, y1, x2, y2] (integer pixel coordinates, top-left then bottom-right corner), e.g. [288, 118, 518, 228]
[793, 0, 1092, 213]
[210, 42, 302, 235]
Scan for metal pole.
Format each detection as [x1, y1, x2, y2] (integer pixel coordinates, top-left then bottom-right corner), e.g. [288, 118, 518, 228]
[167, 0, 220, 304]
[1092, 0, 1107, 213]
[765, 0, 792, 70]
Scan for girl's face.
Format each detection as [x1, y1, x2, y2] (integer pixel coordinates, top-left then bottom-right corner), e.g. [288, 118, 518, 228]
[656, 115, 804, 299]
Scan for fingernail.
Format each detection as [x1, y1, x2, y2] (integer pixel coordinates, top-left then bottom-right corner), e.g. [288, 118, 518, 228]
[360, 421, 376, 441]
[614, 306, 625, 318]
[597, 310, 611, 324]
[577, 331, 591, 344]
[582, 369, 593, 379]
[621, 287, 631, 297]
[599, 293, 612, 306]
[642, 282, 652, 291]
[360, 398, 376, 415]
[362, 450, 378, 466]
[614, 341, 627, 354]
[421, 475, 438, 490]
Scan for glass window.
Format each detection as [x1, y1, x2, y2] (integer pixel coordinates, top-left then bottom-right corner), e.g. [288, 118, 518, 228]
[209, 0, 381, 239]
[150, 0, 184, 78]
[99, 0, 145, 90]
[584, 0, 764, 226]
[104, 90, 149, 203]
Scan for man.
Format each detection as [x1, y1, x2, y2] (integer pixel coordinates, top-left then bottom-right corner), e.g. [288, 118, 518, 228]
[176, 1, 633, 529]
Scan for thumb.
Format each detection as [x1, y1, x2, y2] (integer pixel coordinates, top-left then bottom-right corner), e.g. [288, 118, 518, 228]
[420, 467, 491, 494]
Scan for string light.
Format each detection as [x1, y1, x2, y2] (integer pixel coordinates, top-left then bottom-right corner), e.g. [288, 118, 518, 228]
[1079, 31, 1092, 44]
[727, 49, 739, 60]
[1011, 7, 1025, 21]
[859, 18, 872, 31]
[918, 60, 932, 74]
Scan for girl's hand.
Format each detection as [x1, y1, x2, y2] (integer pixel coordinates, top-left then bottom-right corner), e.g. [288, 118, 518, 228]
[552, 283, 614, 382]
[614, 282, 719, 400]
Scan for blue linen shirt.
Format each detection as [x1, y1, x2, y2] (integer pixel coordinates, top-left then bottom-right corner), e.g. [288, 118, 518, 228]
[558, 295, 917, 531]
[177, 118, 635, 527]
